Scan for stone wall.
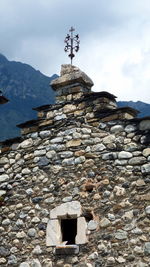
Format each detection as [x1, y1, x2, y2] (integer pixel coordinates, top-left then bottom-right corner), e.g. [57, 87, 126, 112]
[0, 65, 150, 267]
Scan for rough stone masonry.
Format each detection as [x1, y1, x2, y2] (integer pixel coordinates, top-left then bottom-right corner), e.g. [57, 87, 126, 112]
[0, 64, 150, 267]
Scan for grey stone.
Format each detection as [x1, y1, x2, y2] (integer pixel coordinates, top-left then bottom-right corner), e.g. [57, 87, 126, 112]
[75, 156, 86, 164]
[32, 245, 42, 255]
[20, 138, 33, 148]
[62, 157, 75, 166]
[16, 231, 26, 238]
[46, 150, 57, 159]
[125, 124, 136, 133]
[62, 196, 72, 202]
[16, 219, 24, 226]
[60, 151, 73, 158]
[92, 144, 106, 152]
[26, 188, 34, 195]
[118, 151, 132, 159]
[141, 163, 150, 174]
[50, 137, 63, 143]
[99, 217, 111, 228]
[87, 220, 98, 230]
[110, 125, 124, 133]
[124, 142, 138, 151]
[8, 255, 17, 265]
[115, 159, 128, 165]
[0, 190, 6, 197]
[114, 230, 127, 239]
[28, 228, 37, 237]
[38, 157, 49, 166]
[51, 64, 94, 90]
[34, 150, 46, 156]
[39, 130, 51, 138]
[0, 156, 9, 164]
[2, 218, 11, 225]
[116, 256, 126, 263]
[30, 132, 38, 139]
[19, 263, 30, 267]
[0, 174, 9, 182]
[44, 197, 55, 203]
[102, 152, 117, 160]
[99, 122, 106, 129]
[31, 217, 40, 223]
[55, 114, 67, 120]
[144, 242, 150, 255]
[145, 205, 150, 214]
[103, 135, 115, 144]
[131, 227, 143, 235]
[22, 168, 31, 175]
[139, 119, 150, 130]
[32, 197, 43, 203]
[0, 246, 10, 256]
[31, 259, 42, 267]
[128, 157, 146, 165]
[88, 251, 98, 260]
[47, 144, 65, 151]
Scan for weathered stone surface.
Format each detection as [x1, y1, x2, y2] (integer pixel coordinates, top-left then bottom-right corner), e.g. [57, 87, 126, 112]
[0, 156, 9, 164]
[51, 64, 94, 90]
[110, 125, 124, 133]
[92, 144, 105, 151]
[39, 130, 51, 138]
[145, 206, 150, 214]
[114, 230, 128, 240]
[143, 148, 150, 157]
[87, 220, 98, 230]
[46, 150, 57, 159]
[125, 124, 136, 133]
[0, 190, 6, 197]
[118, 151, 132, 159]
[99, 218, 111, 228]
[103, 135, 115, 144]
[66, 139, 81, 147]
[62, 157, 75, 166]
[144, 242, 150, 255]
[0, 174, 9, 182]
[139, 119, 150, 130]
[19, 262, 30, 267]
[50, 201, 81, 219]
[141, 163, 150, 173]
[128, 157, 146, 165]
[19, 138, 33, 148]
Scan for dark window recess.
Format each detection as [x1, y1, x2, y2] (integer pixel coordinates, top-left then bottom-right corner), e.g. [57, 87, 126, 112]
[61, 218, 77, 245]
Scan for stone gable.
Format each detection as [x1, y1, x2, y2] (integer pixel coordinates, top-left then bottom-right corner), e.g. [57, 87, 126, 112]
[0, 65, 150, 266]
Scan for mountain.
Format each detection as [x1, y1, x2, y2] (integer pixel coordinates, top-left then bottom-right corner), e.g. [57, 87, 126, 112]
[117, 101, 150, 118]
[0, 54, 56, 141]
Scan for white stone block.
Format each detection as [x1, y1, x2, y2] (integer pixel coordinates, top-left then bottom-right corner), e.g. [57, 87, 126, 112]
[50, 201, 81, 219]
[46, 219, 61, 246]
[76, 217, 88, 244]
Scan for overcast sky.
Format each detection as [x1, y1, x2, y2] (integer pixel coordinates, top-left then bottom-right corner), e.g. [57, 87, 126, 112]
[0, 0, 150, 103]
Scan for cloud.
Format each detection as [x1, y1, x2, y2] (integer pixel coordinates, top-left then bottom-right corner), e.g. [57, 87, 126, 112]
[0, 0, 150, 103]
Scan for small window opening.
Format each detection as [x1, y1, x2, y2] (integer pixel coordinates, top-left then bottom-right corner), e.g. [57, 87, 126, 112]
[61, 218, 77, 245]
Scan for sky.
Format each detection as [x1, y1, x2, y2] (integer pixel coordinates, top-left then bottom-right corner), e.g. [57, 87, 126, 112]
[0, 0, 150, 103]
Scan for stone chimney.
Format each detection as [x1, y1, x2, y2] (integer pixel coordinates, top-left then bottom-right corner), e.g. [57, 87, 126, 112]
[51, 64, 94, 103]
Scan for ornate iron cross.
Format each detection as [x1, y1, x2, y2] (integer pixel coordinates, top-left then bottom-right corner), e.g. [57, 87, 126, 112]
[64, 27, 80, 65]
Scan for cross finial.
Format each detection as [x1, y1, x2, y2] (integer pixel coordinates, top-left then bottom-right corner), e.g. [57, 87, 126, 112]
[64, 27, 80, 65]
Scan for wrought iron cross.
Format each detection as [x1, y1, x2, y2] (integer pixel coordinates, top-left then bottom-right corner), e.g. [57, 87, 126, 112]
[64, 27, 80, 65]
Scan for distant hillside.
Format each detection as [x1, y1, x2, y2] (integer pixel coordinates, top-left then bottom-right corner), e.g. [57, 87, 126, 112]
[118, 101, 150, 118]
[0, 54, 56, 141]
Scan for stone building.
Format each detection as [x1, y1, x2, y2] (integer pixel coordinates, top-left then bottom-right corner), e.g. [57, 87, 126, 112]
[0, 64, 150, 267]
